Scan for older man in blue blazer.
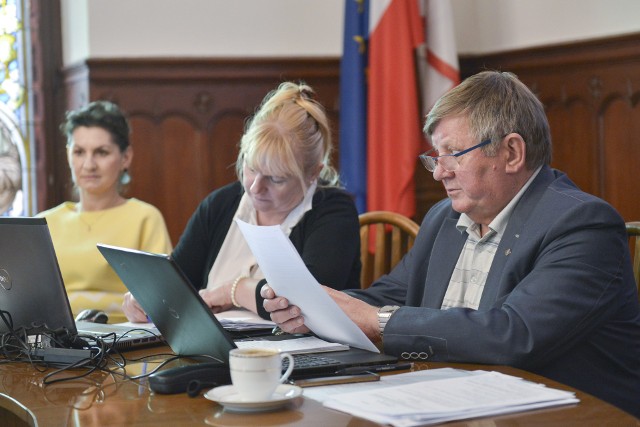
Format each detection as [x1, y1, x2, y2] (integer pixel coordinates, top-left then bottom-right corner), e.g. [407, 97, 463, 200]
[263, 71, 640, 418]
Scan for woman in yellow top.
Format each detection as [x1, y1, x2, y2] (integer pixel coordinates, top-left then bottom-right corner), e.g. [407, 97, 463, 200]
[38, 101, 172, 323]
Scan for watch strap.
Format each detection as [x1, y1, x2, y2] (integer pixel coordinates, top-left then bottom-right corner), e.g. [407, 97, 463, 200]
[377, 305, 400, 337]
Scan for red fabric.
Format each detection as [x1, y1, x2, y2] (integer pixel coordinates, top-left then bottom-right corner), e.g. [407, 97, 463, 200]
[367, 0, 425, 217]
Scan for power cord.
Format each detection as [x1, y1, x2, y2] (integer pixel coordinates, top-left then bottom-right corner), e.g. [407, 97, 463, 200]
[0, 310, 221, 393]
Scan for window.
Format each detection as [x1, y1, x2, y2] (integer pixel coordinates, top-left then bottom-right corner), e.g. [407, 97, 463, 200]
[0, 0, 32, 216]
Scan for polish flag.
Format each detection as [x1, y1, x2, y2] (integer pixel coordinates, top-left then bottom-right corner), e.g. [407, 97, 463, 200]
[418, 0, 460, 116]
[367, 0, 425, 217]
[339, 0, 458, 218]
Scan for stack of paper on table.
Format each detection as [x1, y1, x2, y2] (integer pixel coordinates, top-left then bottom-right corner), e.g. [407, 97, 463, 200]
[236, 335, 348, 354]
[214, 308, 275, 331]
[316, 369, 578, 426]
[116, 309, 273, 334]
[119, 310, 345, 354]
[217, 309, 348, 354]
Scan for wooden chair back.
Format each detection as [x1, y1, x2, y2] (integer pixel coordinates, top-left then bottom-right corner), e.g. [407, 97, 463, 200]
[626, 221, 640, 297]
[359, 211, 420, 288]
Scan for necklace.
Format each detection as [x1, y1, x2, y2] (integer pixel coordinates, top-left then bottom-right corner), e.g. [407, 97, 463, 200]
[76, 194, 125, 231]
[77, 209, 110, 232]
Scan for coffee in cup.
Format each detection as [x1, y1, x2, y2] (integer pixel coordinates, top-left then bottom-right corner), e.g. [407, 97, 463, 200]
[228, 348, 295, 401]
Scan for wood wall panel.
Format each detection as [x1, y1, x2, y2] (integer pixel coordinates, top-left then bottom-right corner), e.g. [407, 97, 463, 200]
[601, 99, 640, 218]
[57, 34, 640, 242]
[545, 102, 596, 193]
[127, 116, 207, 238]
[205, 113, 248, 186]
[460, 32, 640, 223]
[61, 59, 341, 244]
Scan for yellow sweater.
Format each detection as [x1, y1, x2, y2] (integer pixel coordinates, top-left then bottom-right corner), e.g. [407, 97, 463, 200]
[38, 198, 172, 323]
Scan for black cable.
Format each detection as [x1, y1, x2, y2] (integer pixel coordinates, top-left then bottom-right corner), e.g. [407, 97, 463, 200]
[1, 315, 220, 390]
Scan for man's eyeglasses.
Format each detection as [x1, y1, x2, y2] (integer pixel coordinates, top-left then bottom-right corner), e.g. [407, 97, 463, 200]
[419, 138, 493, 173]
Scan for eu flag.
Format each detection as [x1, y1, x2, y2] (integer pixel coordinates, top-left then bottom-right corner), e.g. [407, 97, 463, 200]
[339, 0, 369, 213]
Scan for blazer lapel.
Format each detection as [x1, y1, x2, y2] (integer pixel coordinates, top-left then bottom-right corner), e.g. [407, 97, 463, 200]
[423, 217, 467, 308]
[479, 166, 556, 308]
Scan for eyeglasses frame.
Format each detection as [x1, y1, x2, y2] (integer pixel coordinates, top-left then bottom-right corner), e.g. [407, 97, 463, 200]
[419, 138, 494, 173]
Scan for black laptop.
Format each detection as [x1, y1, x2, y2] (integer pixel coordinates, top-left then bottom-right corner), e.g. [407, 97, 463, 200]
[97, 244, 398, 378]
[0, 217, 161, 353]
[0, 217, 77, 337]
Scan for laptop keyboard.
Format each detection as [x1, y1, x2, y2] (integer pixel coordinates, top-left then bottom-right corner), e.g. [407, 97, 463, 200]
[285, 353, 342, 370]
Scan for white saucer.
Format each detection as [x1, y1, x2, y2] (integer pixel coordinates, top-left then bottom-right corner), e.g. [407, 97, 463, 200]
[204, 384, 303, 413]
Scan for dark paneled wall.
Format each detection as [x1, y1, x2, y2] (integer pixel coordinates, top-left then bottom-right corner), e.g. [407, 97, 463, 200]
[56, 33, 640, 243]
[61, 59, 341, 244]
[459, 32, 640, 223]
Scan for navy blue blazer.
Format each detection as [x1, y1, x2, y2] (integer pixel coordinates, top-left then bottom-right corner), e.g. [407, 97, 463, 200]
[349, 166, 640, 417]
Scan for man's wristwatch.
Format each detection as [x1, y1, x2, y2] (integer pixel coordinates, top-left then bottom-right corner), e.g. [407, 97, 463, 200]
[377, 305, 400, 337]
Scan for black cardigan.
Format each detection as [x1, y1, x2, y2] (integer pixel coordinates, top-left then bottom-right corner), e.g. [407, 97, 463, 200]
[172, 181, 361, 315]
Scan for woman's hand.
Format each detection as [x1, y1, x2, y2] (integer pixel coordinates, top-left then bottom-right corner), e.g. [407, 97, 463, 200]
[199, 284, 234, 314]
[122, 292, 148, 323]
[199, 277, 260, 313]
[260, 284, 310, 334]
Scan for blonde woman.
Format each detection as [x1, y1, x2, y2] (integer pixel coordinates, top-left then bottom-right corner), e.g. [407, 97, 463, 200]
[123, 82, 360, 322]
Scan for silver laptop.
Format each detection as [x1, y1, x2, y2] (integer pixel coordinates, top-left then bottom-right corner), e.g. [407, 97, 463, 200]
[97, 243, 398, 378]
[0, 217, 160, 352]
[75, 320, 162, 351]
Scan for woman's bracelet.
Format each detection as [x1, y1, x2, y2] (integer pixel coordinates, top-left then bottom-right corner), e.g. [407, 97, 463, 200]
[230, 276, 246, 308]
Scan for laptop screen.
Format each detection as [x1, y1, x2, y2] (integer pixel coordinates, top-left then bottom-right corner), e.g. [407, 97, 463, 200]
[97, 243, 237, 363]
[0, 217, 78, 336]
[97, 243, 398, 378]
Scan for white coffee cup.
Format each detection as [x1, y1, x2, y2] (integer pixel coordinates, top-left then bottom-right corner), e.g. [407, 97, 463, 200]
[228, 348, 295, 402]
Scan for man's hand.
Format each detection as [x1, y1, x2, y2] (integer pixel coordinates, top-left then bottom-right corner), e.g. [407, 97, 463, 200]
[260, 284, 381, 342]
[322, 287, 380, 342]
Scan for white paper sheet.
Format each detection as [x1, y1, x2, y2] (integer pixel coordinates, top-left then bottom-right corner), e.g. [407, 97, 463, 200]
[322, 370, 579, 426]
[215, 308, 275, 331]
[303, 367, 480, 403]
[235, 336, 348, 354]
[235, 219, 378, 352]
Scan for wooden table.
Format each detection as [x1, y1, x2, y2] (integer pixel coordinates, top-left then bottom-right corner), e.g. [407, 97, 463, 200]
[1, 346, 638, 426]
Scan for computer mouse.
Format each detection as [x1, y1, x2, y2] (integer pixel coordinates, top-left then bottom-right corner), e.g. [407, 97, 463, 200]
[75, 309, 109, 324]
